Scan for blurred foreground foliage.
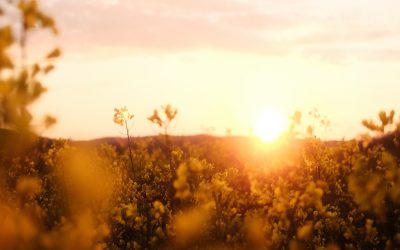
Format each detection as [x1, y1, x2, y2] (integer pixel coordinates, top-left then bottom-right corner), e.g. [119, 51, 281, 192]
[0, 0, 59, 139]
[2, 108, 400, 250]
[1, 1, 400, 250]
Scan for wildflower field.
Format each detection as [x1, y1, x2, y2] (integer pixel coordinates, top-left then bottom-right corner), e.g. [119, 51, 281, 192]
[1, 1, 400, 250]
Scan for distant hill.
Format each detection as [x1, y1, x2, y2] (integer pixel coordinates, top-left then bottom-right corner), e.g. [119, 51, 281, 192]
[368, 130, 400, 154]
[1, 128, 400, 156]
[72, 134, 250, 153]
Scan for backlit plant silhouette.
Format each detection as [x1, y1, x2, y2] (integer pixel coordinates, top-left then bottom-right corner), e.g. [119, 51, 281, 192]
[0, 0, 60, 139]
[148, 104, 178, 163]
[1, 1, 400, 250]
[148, 104, 178, 138]
[362, 110, 398, 134]
[113, 106, 135, 177]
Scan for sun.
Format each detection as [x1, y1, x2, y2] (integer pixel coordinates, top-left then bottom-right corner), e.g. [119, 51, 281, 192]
[255, 110, 288, 142]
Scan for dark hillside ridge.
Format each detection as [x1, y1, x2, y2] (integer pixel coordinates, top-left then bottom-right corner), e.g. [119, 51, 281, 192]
[1, 128, 400, 155]
[368, 130, 400, 154]
[73, 134, 250, 153]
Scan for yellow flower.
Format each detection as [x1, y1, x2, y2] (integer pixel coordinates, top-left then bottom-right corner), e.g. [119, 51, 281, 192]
[113, 106, 133, 126]
[148, 110, 162, 127]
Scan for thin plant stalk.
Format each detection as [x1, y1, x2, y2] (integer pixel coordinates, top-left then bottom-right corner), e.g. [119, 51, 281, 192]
[124, 117, 135, 180]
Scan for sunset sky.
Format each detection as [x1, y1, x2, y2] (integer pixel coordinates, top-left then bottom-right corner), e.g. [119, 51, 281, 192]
[27, 0, 400, 139]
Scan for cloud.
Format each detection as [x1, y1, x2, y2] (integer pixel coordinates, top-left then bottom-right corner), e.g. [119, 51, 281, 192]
[33, 0, 400, 62]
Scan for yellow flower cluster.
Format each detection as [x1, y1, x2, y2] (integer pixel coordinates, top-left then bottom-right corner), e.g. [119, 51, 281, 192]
[113, 106, 134, 126]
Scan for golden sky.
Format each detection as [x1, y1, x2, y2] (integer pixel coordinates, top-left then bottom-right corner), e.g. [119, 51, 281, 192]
[27, 0, 400, 139]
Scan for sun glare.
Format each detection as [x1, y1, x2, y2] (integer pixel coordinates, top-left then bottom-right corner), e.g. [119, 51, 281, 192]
[255, 110, 288, 142]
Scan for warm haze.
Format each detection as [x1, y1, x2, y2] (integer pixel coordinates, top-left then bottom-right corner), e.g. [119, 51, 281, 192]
[2, 2, 400, 249]
[27, 0, 400, 139]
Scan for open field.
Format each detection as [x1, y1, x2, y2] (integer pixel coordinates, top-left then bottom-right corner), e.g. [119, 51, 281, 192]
[1, 1, 400, 249]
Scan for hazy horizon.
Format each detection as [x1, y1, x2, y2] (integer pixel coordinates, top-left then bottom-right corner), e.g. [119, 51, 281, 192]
[25, 0, 400, 140]
[2, 2, 400, 248]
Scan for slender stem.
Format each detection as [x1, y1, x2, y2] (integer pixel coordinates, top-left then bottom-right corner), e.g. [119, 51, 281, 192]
[125, 119, 135, 179]
[164, 124, 172, 168]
